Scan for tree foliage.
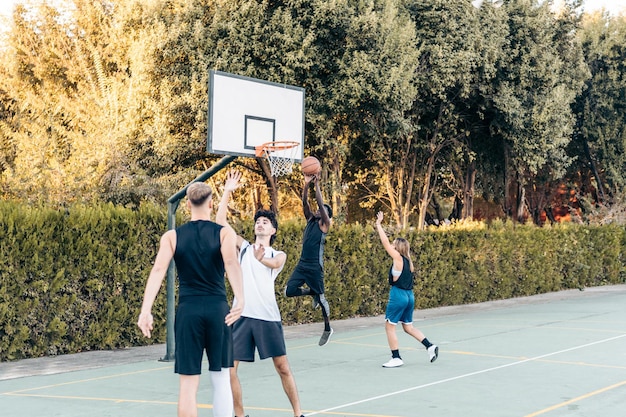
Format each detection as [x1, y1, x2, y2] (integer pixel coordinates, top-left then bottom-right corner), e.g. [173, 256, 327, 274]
[0, 0, 624, 227]
[573, 12, 626, 203]
[486, 0, 588, 222]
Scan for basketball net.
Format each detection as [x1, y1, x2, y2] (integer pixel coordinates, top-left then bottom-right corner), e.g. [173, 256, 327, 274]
[255, 141, 300, 177]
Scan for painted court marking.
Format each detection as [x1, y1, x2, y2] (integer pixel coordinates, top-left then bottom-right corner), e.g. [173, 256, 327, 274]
[2, 288, 624, 417]
[306, 333, 626, 416]
[2, 365, 172, 395]
[523, 380, 626, 417]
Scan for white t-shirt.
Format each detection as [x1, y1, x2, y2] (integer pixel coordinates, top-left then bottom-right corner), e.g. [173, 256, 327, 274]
[235, 240, 285, 322]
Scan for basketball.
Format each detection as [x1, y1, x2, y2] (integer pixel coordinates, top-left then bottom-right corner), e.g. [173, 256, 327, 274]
[301, 156, 321, 175]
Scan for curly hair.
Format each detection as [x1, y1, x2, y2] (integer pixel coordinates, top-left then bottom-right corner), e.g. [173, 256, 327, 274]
[254, 209, 278, 244]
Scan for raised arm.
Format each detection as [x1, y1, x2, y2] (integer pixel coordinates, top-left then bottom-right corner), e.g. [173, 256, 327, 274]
[216, 170, 244, 247]
[313, 175, 331, 231]
[375, 211, 403, 271]
[302, 174, 315, 220]
[220, 225, 244, 326]
[216, 170, 242, 226]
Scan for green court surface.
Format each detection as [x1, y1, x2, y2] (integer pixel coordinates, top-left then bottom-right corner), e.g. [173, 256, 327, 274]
[2, 285, 625, 417]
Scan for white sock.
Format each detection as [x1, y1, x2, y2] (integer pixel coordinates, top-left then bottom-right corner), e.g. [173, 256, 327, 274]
[209, 368, 233, 417]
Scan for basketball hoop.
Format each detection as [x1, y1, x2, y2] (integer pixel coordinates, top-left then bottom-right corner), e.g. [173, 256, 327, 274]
[255, 141, 300, 177]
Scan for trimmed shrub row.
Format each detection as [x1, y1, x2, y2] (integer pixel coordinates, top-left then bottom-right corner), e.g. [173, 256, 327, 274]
[1, 202, 624, 361]
[0, 202, 168, 360]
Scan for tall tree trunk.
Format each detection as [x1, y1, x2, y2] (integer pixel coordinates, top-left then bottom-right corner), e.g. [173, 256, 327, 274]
[385, 156, 416, 230]
[462, 159, 476, 219]
[545, 206, 557, 224]
[431, 194, 443, 222]
[383, 169, 402, 227]
[417, 154, 436, 231]
[401, 150, 418, 229]
[582, 138, 606, 204]
[330, 150, 343, 222]
[516, 177, 526, 223]
[257, 157, 279, 213]
[450, 195, 463, 221]
[503, 144, 513, 219]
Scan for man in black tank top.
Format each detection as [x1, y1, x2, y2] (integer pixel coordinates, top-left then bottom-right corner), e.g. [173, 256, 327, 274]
[285, 173, 334, 346]
[138, 182, 244, 417]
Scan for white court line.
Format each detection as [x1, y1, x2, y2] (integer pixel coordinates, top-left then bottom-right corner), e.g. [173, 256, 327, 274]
[305, 333, 626, 416]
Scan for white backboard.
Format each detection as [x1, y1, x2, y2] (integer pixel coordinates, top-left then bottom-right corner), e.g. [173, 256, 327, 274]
[207, 70, 305, 161]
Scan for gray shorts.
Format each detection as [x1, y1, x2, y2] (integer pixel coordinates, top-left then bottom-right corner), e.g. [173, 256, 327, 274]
[232, 317, 287, 361]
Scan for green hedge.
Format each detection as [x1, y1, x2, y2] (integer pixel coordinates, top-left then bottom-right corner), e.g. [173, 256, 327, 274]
[0, 201, 168, 360]
[1, 202, 624, 361]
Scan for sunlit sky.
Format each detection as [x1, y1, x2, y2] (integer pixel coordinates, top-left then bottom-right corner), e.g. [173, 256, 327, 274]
[1, 0, 625, 25]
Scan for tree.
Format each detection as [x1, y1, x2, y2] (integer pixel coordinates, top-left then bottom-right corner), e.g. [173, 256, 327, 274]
[332, 0, 420, 228]
[0, 1, 110, 203]
[486, 0, 587, 223]
[573, 12, 626, 204]
[0, 0, 173, 205]
[444, 0, 510, 221]
[399, 0, 483, 229]
[0, 0, 621, 227]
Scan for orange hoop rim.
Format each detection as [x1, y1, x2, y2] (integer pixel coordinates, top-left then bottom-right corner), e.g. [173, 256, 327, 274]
[254, 140, 300, 157]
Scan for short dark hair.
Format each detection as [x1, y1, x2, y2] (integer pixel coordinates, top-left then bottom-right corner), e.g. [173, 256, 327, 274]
[186, 182, 212, 206]
[254, 209, 278, 244]
[323, 203, 333, 219]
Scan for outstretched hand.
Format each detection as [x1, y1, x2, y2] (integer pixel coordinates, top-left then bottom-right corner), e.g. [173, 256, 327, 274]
[224, 170, 242, 193]
[304, 173, 316, 185]
[376, 211, 384, 225]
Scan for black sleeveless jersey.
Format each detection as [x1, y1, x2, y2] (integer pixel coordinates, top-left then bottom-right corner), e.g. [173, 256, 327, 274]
[388, 256, 413, 290]
[299, 216, 327, 266]
[174, 220, 226, 298]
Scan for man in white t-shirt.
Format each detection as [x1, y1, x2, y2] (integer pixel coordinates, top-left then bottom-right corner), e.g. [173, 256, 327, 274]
[217, 170, 304, 417]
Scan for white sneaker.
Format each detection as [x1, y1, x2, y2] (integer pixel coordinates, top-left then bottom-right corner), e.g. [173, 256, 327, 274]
[382, 357, 404, 368]
[428, 345, 439, 363]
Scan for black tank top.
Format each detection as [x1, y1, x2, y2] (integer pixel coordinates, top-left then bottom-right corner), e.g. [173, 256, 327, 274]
[388, 256, 413, 290]
[299, 216, 327, 266]
[174, 220, 226, 298]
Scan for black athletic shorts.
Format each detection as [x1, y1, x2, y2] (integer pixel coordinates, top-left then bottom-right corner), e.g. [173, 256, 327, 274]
[232, 317, 287, 361]
[174, 295, 233, 375]
[286, 262, 325, 295]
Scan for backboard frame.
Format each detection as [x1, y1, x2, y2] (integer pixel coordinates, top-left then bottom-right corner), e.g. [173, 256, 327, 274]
[207, 70, 305, 161]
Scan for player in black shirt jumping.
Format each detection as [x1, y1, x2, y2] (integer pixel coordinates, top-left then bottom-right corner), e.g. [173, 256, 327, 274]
[285, 173, 334, 346]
